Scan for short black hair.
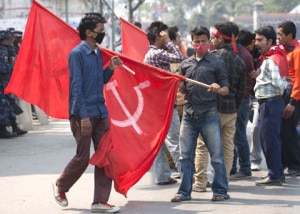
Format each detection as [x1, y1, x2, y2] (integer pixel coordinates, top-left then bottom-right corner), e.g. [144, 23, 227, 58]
[278, 21, 296, 39]
[134, 21, 142, 29]
[190, 26, 210, 41]
[255, 25, 277, 45]
[238, 30, 255, 47]
[146, 21, 168, 45]
[214, 23, 232, 44]
[226, 22, 239, 37]
[168, 26, 179, 41]
[78, 13, 107, 40]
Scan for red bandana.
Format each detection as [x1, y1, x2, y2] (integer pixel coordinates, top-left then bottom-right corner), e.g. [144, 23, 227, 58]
[211, 27, 238, 53]
[259, 44, 288, 77]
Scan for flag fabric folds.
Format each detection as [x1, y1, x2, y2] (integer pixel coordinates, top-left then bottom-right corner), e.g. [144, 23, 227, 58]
[6, 0, 185, 197]
[5, 0, 80, 119]
[120, 17, 149, 62]
[90, 47, 184, 196]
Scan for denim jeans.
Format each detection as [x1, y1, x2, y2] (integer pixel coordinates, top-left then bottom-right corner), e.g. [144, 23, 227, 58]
[176, 108, 228, 199]
[165, 108, 181, 172]
[233, 98, 251, 175]
[153, 108, 181, 183]
[250, 99, 262, 165]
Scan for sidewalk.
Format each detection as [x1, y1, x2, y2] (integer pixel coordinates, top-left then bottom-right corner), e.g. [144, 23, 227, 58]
[0, 118, 299, 214]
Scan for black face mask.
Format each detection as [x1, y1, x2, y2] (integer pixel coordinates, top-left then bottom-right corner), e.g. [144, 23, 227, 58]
[94, 32, 105, 44]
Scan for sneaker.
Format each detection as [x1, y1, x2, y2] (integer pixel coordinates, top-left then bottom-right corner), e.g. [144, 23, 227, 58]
[171, 172, 181, 179]
[192, 184, 206, 192]
[91, 202, 120, 213]
[229, 171, 251, 180]
[52, 182, 68, 207]
[251, 163, 261, 171]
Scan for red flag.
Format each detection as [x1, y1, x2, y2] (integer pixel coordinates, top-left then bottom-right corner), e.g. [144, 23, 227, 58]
[5, 0, 186, 197]
[90, 47, 185, 196]
[120, 17, 149, 62]
[5, 0, 80, 119]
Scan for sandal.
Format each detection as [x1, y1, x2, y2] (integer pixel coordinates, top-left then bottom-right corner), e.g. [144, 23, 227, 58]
[171, 195, 191, 202]
[171, 195, 182, 202]
[157, 178, 177, 185]
[211, 194, 230, 201]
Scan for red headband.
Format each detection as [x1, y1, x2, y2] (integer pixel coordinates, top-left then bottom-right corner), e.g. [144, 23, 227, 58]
[212, 27, 238, 53]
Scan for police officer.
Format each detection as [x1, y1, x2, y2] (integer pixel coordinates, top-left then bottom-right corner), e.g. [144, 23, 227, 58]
[0, 30, 27, 138]
[13, 31, 23, 55]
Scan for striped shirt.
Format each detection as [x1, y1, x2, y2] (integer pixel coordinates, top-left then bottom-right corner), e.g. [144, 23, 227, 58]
[254, 58, 288, 99]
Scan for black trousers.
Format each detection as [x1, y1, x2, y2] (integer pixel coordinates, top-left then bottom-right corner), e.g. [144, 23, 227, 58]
[281, 88, 300, 171]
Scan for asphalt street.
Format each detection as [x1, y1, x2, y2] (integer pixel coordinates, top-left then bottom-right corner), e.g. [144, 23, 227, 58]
[0, 118, 300, 214]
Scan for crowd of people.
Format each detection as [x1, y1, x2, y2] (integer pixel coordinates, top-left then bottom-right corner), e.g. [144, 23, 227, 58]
[2, 12, 298, 213]
[0, 28, 27, 138]
[142, 19, 300, 206]
[51, 13, 300, 213]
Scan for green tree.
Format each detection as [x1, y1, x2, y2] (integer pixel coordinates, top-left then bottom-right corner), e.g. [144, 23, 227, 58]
[263, 0, 299, 13]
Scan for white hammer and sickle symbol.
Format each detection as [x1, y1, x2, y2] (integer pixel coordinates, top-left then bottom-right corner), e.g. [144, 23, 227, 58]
[106, 80, 150, 135]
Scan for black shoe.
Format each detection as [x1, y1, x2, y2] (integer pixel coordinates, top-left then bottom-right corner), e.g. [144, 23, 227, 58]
[229, 171, 252, 180]
[14, 128, 28, 136]
[0, 130, 17, 138]
[284, 169, 300, 176]
[255, 177, 282, 186]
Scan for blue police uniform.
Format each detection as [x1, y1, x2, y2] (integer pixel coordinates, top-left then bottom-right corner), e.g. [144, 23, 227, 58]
[0, 30, 26, 138]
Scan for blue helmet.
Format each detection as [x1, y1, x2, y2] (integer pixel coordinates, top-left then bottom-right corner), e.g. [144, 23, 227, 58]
[0, 30, 13, 40]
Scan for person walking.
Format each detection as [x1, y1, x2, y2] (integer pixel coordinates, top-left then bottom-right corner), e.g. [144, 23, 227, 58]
[52, 13, 122, 213]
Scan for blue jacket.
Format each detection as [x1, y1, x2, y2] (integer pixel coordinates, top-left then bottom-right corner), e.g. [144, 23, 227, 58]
[68, 41, 114, 118]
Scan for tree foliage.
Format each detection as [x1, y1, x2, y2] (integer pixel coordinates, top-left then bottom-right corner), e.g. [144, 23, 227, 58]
[137, 0, 300, 36]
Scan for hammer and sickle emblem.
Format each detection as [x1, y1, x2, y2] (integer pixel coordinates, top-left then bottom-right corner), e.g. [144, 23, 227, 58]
[106, 80, 150, 135]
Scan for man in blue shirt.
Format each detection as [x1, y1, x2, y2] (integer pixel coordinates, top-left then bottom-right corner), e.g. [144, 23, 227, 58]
[52, 13, 122, 213]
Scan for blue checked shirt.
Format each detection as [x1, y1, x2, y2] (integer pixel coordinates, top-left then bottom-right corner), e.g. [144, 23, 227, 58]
[254, 58, 288, 99]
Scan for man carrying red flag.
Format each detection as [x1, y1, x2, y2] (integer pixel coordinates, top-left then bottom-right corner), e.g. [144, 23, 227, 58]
[52, 13, 122, 213]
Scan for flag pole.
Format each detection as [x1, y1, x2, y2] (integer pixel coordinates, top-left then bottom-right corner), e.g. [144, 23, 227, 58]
[121, 64, 135, 75]
[185, 78, 210, 89]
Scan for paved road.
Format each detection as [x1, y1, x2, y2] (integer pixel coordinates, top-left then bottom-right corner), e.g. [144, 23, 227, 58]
[0, 119, 300, 214]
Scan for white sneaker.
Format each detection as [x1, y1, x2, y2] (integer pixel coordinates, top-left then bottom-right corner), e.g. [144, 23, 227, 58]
[171, 172, 181, 179]
[52, 182, 68, 207]
[91, 202, 120, 213]
[251, 163, 261, 171]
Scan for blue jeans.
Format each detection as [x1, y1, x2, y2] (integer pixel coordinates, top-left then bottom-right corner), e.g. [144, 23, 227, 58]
[232, 99, 251, 175]
[176, 108, 228, 199]
[153, 108, 181, 183]
[250, 99, 262, 165]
